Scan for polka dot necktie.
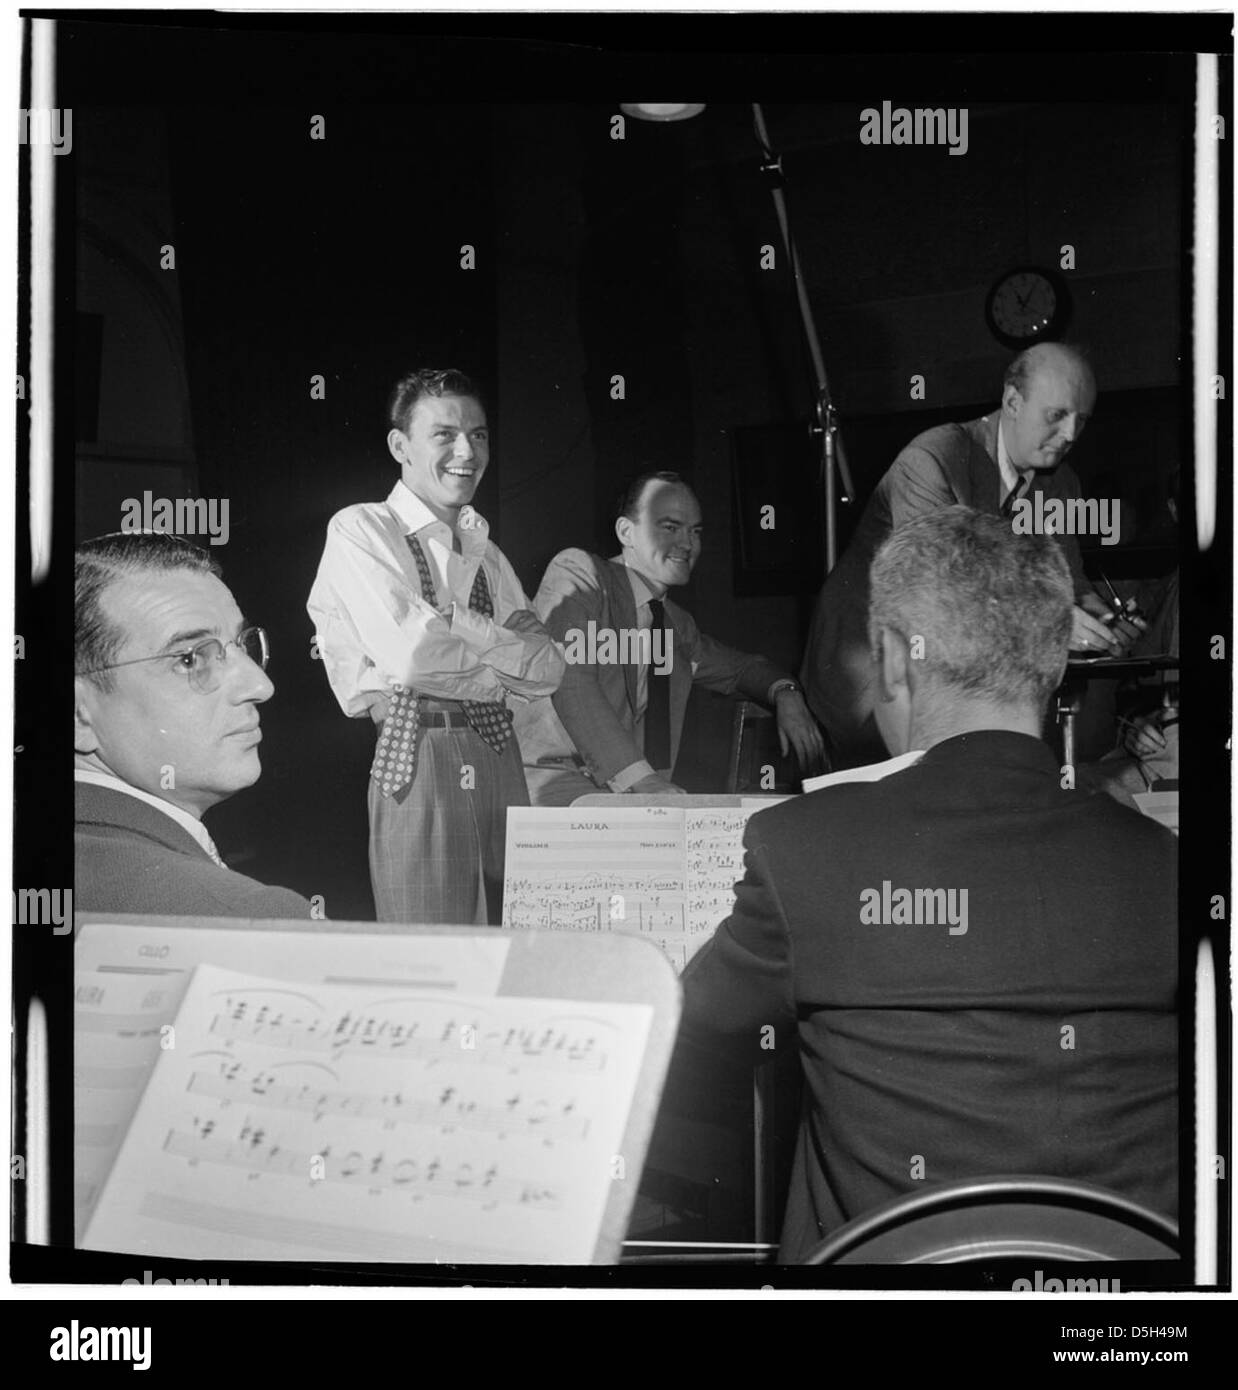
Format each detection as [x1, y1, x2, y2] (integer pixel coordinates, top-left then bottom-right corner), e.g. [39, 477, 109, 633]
[370, 532, 514, 798]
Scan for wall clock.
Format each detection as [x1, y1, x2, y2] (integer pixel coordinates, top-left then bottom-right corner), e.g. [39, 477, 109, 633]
[985, 266, 1071, 348]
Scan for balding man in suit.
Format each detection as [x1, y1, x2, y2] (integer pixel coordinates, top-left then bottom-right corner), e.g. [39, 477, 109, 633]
[801, 344, 1135, 767]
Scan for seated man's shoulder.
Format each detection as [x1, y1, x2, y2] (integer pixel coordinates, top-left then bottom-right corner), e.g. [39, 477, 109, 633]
[890, 417, 979, 472]
[538, 548, 610, 601]
[1075, 782, 1178, 855]
[746, 781, 879, 845]
[544, 547, 605, 580]
[76, 811, 313, 920]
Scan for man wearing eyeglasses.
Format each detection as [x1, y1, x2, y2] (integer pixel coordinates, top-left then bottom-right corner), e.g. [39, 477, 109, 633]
[74, 531, 313, 918]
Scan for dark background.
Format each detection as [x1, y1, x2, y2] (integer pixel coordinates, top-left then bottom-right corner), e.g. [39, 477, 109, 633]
[63, 19, 1198, 919]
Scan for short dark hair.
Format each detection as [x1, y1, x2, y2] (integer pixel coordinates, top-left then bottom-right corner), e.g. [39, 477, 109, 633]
[75, 532, 222, 692]
[615, 470, 693, 524]
[869, 506, 1074, 707]
[387, 368, 484, 435]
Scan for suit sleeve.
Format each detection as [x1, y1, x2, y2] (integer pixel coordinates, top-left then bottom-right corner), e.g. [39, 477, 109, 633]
[672, 603, 789, 703]
[884, 440, 960, 530]
[538, 550, 647, 784]
[679, 822, 799, 1060]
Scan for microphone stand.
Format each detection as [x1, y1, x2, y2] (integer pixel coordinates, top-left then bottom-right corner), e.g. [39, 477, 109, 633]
[751, 102, 854, 574]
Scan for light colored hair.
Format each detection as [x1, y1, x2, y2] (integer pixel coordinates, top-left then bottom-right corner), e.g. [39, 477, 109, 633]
[1003, 342, 1092, 399]
[869, 506, 1074, 707]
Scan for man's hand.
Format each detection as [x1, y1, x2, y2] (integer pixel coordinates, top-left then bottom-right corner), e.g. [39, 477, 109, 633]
[501, 608, 545, 636]
[1070, 604, 1124, 655]
[1122, 711, 1169, 759]
[630, 774, 687, 795]
[774, 689, 826, 770]
[365, 693, 391, 726]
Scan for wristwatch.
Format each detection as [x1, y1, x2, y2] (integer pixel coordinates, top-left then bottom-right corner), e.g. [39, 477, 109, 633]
[769, 679, 802, 701]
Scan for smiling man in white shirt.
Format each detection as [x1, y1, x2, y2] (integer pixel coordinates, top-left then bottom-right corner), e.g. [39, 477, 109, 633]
[308, 368, 564, 925]
[74, 532, 312, 919]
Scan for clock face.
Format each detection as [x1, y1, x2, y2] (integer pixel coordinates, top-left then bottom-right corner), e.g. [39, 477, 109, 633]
[986, 268, 1066, 347]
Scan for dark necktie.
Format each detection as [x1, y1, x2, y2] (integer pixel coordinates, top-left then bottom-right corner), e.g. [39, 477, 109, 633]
[645, 598, 672, 772]
[1001, 474, 1030, 517]
[370, 532, 514, 798]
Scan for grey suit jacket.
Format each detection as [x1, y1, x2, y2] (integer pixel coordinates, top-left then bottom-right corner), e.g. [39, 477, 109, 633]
[514, 549, 787, 799]
[75, 783, 314, 920]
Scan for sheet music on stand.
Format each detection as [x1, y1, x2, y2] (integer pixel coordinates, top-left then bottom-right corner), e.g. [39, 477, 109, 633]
[503, 802, 783, 971]
[81, 964, 651, 1265]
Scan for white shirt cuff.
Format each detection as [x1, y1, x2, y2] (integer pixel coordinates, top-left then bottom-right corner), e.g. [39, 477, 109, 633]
[608, 759, 656, 793]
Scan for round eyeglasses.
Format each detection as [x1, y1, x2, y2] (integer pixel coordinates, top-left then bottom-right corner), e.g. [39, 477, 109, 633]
[78, 626, 270, 694]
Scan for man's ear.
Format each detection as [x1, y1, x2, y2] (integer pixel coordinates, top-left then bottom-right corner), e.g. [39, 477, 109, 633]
[875, 626, 912, 704]
[386, 428, 408, 467]
[74, 676, 101, 756]
[614, 514, 632, 549]
[1001, 383, 1022, 419]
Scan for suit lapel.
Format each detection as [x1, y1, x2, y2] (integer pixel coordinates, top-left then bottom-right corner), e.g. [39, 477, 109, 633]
[968, 412, 1003, 513]
[603, 557, 642, 719]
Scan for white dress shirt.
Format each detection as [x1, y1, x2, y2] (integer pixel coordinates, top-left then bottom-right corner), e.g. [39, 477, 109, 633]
[308, 481, 564, 718]
[74, 768, 226, 866]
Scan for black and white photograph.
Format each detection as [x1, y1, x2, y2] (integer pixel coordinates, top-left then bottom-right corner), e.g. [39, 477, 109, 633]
[8, 4, 1232, 1342]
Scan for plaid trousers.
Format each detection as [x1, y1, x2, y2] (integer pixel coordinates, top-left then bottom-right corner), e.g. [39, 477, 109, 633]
[368, 720, 530, 926]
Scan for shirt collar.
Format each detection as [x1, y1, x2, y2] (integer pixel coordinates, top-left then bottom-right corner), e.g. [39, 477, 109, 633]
[74, 768, 225, 866]
[995, 417, 1029, 499]
[387, 481, 489, 550]
[617, 555, 663, 608]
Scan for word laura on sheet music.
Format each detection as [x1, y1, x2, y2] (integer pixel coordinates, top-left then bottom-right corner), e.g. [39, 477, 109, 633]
[81, 965, 652, 1265]
[503, 805, 760, 972]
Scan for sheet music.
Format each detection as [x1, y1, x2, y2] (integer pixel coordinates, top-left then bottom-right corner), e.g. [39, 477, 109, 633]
[683, 808, 754, 943]
[75, 970, 182, 1244]
[74, 925, 511, 1243]
[505, 805, 772, 970]
[82, 966, 652, 1265]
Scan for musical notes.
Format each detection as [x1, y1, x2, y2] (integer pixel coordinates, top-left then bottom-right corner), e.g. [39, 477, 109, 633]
[163, 1122, 562, 1209]
[504, 806, 765, 971]
[73, 927, 512, 1245]
[185, 1059, 591, 1142]
[81, 966, 651, 1263]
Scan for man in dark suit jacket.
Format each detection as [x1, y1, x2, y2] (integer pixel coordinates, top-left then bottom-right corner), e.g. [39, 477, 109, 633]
[74, 532, 312, 919]
[514, 471, 825, 804]
[801, 344, 1136, 767]
[676, 507, 1177, 1261]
